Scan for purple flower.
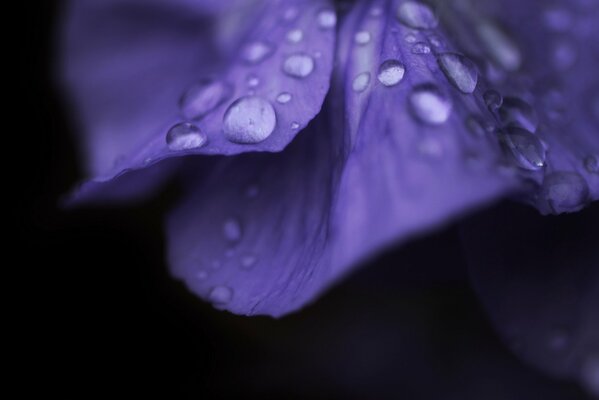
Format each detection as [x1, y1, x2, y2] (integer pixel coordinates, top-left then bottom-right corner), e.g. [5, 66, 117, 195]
[61, 0, 598, 393]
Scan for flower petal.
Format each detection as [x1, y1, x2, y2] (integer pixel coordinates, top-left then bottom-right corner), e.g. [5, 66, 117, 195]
[62, 0, 335, 204]
[461, 202, 599, 395]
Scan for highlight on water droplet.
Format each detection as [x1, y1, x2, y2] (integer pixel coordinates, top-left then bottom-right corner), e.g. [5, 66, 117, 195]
[317, 9, 337, 29]
[223, 96, 277, 144]
[276, 92, 292, 104]
[540, 171, 590, 214]
[283, 53, 315, 78]
[166, 122, 208, 151]
[412, 42, 431, 54]
[498, 126, 546, 171]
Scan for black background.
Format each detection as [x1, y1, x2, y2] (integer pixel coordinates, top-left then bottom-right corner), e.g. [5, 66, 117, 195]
[21, 2, 596, 398]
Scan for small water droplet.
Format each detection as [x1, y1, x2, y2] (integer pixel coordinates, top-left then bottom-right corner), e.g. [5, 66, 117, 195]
[276, 92, 292, 104]
[223, 96, 277, 144]
[354, 31, 372, 45]
[584, 155, 599, 174]
[499, 97, 539, 132]
[209, 285, 233, 305]
[240, 254, 258, 269]
[180, 80, 233, 120]
[484, 89, 503, 111]
[246, 74, 260, 88]
[317, 9, 337, 29]
[283, 53, 315, 78]
[541, 171, 590, 214]
[377, 60, 406, 87]
[404, 33, 417, 43]
[286, 29, 303, 43]
[223, 217, 242, 243]
[242, 41, 274, 64]
[437, 53, 478, 94]
[397, 2, 438, 30]
[352, 72, 371, 93]
[477, 20, 521, 71]
[291, 121, 300, 129]
[408, 83, 452, 125]
[412, 42, 431, 54]
[166, 122, 207, 151]
[498, 126, 546, 171]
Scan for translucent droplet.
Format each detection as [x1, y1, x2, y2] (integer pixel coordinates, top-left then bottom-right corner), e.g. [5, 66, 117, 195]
[437, 53, 478, 94]
[541, 172, 590, 214]
[283, 53, 315, 78]
[397, 2, 438, 30]
[240, 254, 258, 269]
[317, 9, 337, 29]
[291, 122, 300, 129]
[408, 83, 452, 125]
[411, 42, 431, 54]
[498, 127, 546, 171]
[477, 20, 521, 71]
[242, 41, 274, 64]
[377, 60, 406, 87]
[276, 92, 292, 104]
[180, 80, 233, 120]
[499, 97, 539, 132]
[209, 285, 233, 305]
[354, 31, 372, 45]
[223, 217, 242, 243]
[166, 123, 207, 151]
[286, 29, 303, 43]
[584, 155, 599, 174]
[246, 74, 260, 88]
[404, 33, 417, 43]
[223, 96, 277, 144]
[352, 72, 371, 93]
[580, 356, 599, 397]
[484, 89, 503, 111]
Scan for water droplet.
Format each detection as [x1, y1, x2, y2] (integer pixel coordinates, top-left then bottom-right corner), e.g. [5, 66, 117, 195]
[437, 53, 478, 94]
[465, 115, 488, 137]
[287, 29, 303, 43]
[209, 285, 233, 305]
[499, 97, 539, 132]
[584, 155, 599, 174]
[498, 127, 546, 171]
[354, 31, 372, 45]
[411, 42, 431, 54]
[246, 74, 260, 88]
[242, 41, 274, 64]
[484, 89, 503, 111]
[404, 33, 417, 43]
[283, 53, 315, 78]
[352, 72, 371, 93]
[166, 123, 207, 151]
[317, 9, 337, 29]
[397, 2, 438, 30]
[240, 254, 258, 269]
[477, 20, 521, 71]
[428, 34, 443, 48]
[541, 172, 590, 214]
[223, 96, 277, 144]
[580, 356, 599, 397]
[276, 92, 292, 104]
[377, 60, 406, 87]
[223, 217, 242, 243]
[180, 80, 233, 120]
[408, 83, 452, 125]
[245, 184, 260, 198]
[290, 121, 300, 129]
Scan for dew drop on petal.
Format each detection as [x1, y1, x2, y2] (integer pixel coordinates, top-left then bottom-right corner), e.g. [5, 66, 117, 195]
[283, 53, 315, 78]
[352, 72, 371, 93]
[223, 217, 242, 243]
[276, 92, 292, 104]
[437, 53, 478, 94]
[246, 74, 260, 88]
[498, 126, 546, 171]
[180, 80, 233, 120]
[396, 2, 438, 30]
[209, 285, 233, 305]
[287, 29, 304, 43]
[242, 41, 274, 64]
[484, 89, 503, 111]
[404, 33, 417, 43]
[499, 97, 539, 132]
[541, 171, 590, 214]
[223, 96, 277, 144]
[317, 9, 337, 29]
[166, 122, 207, 151]
[412, 42, 431, 54]
[377, 60, 406, 87]
[408, 83, 452, 125]
[354, 31, 372, 45]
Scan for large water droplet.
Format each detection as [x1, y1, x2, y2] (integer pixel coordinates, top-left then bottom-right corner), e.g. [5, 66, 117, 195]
[242, 41, 274, 64]
[498, 127, 546, 171]
[499, 97, 539, 132]
[180, 80, 233, 120]
[283, 53, 315, 78]
[209, 285, 233, 305]
[541, 171, 590, 214]
[437, 53, 478, 94]
[352, 72, 371, 93]
[377, 60, 406, 87]
[396, 2, 438, 30]
[408, 83, 452, 125]
[317, 9, 337, 29]
[223, 217, 242, 243]
[166, 123, 207, 151]
[223, 96, 277, 144]
[477, 20, 521, 71]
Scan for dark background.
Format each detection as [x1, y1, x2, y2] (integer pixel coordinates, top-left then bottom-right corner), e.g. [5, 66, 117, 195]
[21, 2, 595, 398]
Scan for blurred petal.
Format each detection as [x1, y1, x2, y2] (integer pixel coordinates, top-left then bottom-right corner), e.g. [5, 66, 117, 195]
[461, 202, 599, 395]
[62, 0, 335, 204]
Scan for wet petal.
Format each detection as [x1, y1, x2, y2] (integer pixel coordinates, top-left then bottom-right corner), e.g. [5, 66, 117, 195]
[62, 0, 335, 204]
